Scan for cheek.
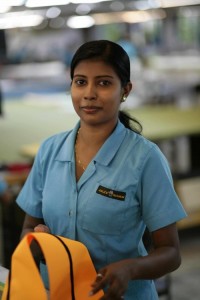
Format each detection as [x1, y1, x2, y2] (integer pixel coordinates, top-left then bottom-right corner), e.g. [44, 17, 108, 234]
[102, 88, 121, 101]
[112, 88, 123, 100]
[71, 97, 80, 116]
[108, 92, 122, 107]
[71, 89, 80, 106]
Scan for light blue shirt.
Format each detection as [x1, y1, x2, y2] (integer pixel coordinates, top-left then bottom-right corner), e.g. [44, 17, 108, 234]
[16, 121, 187, 299]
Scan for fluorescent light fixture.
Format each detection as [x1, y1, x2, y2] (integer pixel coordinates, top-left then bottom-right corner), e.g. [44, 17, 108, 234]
[0, 0, 25, 6]
[152, 0, 200, 8]
[67, 15, 95, 28]
[0, 12, 44, 29]
[26, 0, 70, 8]
[70, 0, 112, 3]
[0, 6, 11, 13]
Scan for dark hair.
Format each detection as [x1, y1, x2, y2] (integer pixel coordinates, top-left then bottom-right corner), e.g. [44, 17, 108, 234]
[70, 40, 142, 134]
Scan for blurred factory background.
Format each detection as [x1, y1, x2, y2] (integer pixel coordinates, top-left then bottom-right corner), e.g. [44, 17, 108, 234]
[0, 1, 200, 299]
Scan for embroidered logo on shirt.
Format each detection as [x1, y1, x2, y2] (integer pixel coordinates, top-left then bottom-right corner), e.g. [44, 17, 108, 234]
[96, 185, 126, 201]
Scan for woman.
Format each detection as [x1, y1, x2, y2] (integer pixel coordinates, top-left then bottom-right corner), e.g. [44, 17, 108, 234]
[16, 40, 186, 300]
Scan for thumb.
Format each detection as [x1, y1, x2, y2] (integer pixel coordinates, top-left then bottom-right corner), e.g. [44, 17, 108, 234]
[34, 224, 50, 233]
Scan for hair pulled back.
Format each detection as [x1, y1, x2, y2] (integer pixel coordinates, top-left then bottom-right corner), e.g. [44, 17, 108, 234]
[70, 40, 142, 134]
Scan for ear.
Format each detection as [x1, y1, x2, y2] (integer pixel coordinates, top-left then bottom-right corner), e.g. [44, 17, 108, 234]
[123, 82, 133, 98]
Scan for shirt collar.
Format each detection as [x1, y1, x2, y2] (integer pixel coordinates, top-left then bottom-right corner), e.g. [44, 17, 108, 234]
[55, 122, 80, 162]
[55, 120, 126, 165]
[94, 121, 126, 166]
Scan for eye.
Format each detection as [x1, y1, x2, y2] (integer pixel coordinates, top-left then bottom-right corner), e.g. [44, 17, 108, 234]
[74, 79, 86, 86]
[99, 80, 111, 86]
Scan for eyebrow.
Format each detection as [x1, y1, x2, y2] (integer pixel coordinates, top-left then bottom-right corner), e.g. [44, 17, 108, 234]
[73, 74, 114, 79]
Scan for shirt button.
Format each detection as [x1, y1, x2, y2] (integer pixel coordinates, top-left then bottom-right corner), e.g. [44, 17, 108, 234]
[69, 210, 73, 216]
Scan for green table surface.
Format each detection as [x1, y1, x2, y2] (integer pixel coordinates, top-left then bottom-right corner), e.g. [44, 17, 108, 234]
[129, 104, 200, 141]
[20, 104, 200, 159]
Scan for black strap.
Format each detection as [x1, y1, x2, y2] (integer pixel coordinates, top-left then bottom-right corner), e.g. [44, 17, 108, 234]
[6, 269, 11, 300]
[53, 235, 76, 300]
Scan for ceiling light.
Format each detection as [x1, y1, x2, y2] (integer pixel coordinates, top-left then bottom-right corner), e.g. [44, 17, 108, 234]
[76, 4, 91, 15]
[0, 14, 44, 29]
[0, 6, 11, 13]
[26, 0, 70, 8]
[46, 7, 61, 18]
[67, 15, 95, 28]
[0, 0, 25, 6]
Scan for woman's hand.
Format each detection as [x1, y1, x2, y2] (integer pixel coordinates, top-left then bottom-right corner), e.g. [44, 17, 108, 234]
[89, 224, 181, 299]
[90, 260, 132, 300]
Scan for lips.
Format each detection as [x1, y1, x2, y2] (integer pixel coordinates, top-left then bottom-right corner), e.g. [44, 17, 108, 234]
[81, 106, 101, 113]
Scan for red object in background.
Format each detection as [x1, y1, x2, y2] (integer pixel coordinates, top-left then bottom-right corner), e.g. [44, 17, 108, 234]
[6, 163, 32, 173]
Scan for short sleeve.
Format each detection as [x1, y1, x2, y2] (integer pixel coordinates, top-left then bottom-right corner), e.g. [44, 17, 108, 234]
[16, 145, 44, 218]
[136, 144, 187, 232]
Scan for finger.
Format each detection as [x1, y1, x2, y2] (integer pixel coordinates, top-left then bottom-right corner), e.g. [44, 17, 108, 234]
[97, 273, 103, 280]
[93, 273, 104, 285]
[91, 270, 106, 287]
[34, 224, 50, 233]
[89, 273, 107, 296]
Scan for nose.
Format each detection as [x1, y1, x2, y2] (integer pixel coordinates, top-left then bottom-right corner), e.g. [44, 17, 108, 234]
[83, 83, 97, 100]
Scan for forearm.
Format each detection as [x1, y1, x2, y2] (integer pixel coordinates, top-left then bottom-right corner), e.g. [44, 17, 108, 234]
[129, 245, 181, 280]
[20, 228, 34, 239]
[20, 214, 44, 239]
[90, 245, 181, 299]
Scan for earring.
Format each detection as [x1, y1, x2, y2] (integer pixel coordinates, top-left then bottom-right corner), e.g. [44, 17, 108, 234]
[121, 95, 126, 102]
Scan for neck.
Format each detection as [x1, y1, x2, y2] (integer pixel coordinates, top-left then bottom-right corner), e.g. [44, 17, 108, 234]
[78, 122, 117, 146]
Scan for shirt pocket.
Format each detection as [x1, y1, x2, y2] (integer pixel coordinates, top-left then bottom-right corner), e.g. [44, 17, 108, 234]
[80, 182, 131, 235]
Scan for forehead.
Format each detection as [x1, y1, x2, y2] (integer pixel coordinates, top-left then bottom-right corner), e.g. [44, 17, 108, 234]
[73, 59, 118, 77]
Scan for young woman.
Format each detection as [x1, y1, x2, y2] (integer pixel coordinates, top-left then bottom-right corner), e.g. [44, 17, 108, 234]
[16, 40, 186, 300]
